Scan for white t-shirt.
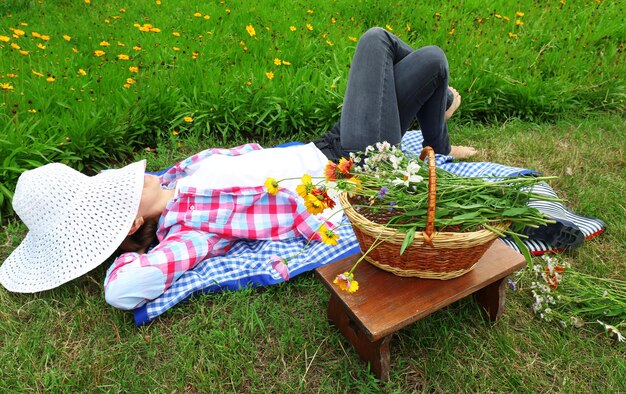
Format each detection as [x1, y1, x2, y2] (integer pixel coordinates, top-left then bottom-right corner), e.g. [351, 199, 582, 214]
[175, 143, 343, 223]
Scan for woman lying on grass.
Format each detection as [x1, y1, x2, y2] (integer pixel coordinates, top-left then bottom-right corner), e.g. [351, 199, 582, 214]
[1, 28, 571, 307]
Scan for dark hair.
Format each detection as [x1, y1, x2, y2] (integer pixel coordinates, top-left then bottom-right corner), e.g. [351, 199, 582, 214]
[117, 218, 159, 254]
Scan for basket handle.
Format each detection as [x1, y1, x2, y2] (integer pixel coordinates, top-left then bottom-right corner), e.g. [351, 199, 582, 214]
[419, 146, 436, 246]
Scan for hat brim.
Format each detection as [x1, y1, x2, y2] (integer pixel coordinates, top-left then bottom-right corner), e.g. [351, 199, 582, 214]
[0, 160, 146, 293]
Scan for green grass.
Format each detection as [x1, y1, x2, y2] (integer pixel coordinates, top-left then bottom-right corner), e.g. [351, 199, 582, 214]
[1, 1, 625, 391]
[1, 113, 624, 392]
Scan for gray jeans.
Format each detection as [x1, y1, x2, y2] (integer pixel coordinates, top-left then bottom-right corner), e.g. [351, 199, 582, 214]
[336, 27, 452, 155]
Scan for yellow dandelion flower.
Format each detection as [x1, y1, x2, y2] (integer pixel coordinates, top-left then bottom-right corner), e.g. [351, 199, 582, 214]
[274, 58, 281, 66]
[172, 130, 179, 136]
[40, 35, 50, 41]
[129, 66, 139, 73]
[330, 84, 337, 89]
[516, 19, 524, 26]
[32, 70, 44, 77]
[19, 22, 28, 26]
[6, 73, 16, 78]
[10, 43, 20, 50]
[105, 19, 110, 24]
[0, 35, 11, 42]
[494, 14, 502, 19]
[226, 8, 231, 14]
[63, 35, 71, 41]
[12, 29, 25, 36]
[264, 178, 279, 195]
[516, 11, 525, 17]
[117, 41, 125, 47]
[133, 45, 142, 51]
[245, 81, 252, 86]
[150, 28, 161, 33]
[348, 36, 357, 42]
[406, 23, 412, 31]
[194, 12, 202, 17]
[156, 0, 161, 4]
[448, 28, 455, 35]
[173, 46, 180, 51]
[120, 8, 126, 12]
[265, 71, 274, 80]
[385, 24, 393, 31]
[46, 77, 55, 82]
[118, 54, 130, 60]
[326, 40, 334, 46]
[173, 32, 181, 37]
[246, 24, 256, 37]
[306, 23, 313, 31]
[289, 26, 296, 31]
[37, 43, 46, 49]
[78, 68, 87, 76]
[503, 16, 510, 21]
[238, 40, 245, 46]
[192, 51, 199, 59]
[508, 32, 519, 39]
[85, 0, 90, 3]
[307, 9, 314, 14]
[126, 78, 135, 84]
[204, 15, 210, 20]
[281, 60, 291, 66]
[183, 116, 193, 123]
[19, 50, 29, 55]
[0, 83, 14, 92]
[28, 109, 37, 113]
[100, 41, 111, 47]
[31, 31, 41, 38]
[72, 47, 79, 53]
[123, 83, 131, 89]
[94, 50, 106, 56]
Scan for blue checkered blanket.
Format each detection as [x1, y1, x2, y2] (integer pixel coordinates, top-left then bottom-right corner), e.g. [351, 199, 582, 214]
[133, 130, 605, 325]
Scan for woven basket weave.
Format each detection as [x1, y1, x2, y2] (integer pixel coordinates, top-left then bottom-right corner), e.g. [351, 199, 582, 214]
[340, 146, 508, 280]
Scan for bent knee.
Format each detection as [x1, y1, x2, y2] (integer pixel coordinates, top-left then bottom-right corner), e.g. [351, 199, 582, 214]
[357, 27, 389, 47]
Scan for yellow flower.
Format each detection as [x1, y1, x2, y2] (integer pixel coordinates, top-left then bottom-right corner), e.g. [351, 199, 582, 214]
[85, 0, 90, 3]
[516, 11, 525, 17]
[78, 68, 87, 76]
[330, 84, 337, 89]
[326, 40, 334, 46]
[265, 71, 274, 80]
[331, 17, 336, 23]
[156, 0, 161, 4]
[503, 16, 510, 21]
[289, 26, 296, 31]
[0, 83, 14, 92]
[32, 70, 44, 77]
[28, 109, 37, 113]
[296, 174, 313, 198]
[246, 24, 256, 37]
[37, 43, 46, 49]
[515, 19, 524, 26]
[348, 36, 357, 42]
[192, 51, 199, 59]
[0, 35, 10, 42]
[173, 46, 180, 51]
[118, 54, 130, 60]
[264, 178, 279, 195]
[126, 78, 135, 84]
[12, 29, 25, 36]
[204, 15, 210, 20]
[10, 43, 20, 50]
[173, 32, 181, 37]
[117, 41, 125, 47]
[100, 41, 111, 47]
[406, 23, 412, 31]
[306, 23, 313, 31]
[494, 14, 502, 19]
[274, 58, 281, 66]
[319, 224, 340, 246]
[307, 9, 314, 14]
[385, 24, 393, 31]
[123, 83, 131, 89]
[194, 12, 202, 17]
[183, 116, 193, 123]
[94, 50, 106, 56]
[333, 272, 359, 293]
[46, 77, 55, 82]
[6, 73, 16, 78]
[19, 50, 29, 56]
[508, 32, 519, 39]
[72, 47, 79, 53]
[40, 35, 50, 41]
[281, 60, 291, 66]
[63, 35, 71, 41]
[304, 194, 325, 215]
[225, 8, 231, 14]
[133, 45, 142, 51]
[129, 66, 139, 73]
[172, 130, 179, 136]
[120, 7, 126, 12]
[448, 28, 455, 35]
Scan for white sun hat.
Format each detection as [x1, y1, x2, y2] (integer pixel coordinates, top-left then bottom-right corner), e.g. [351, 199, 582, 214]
[0, 160, 146, 293]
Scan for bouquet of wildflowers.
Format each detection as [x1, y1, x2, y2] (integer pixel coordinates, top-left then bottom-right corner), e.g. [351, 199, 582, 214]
[266, 142, 560, 293]
[515, 254, 625, 343]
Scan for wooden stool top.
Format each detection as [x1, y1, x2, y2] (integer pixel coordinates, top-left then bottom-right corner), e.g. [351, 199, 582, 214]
[315, 240, 526, 342]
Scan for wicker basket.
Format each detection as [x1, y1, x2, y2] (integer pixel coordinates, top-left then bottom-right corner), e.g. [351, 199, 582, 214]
[340, 146, 509, 279]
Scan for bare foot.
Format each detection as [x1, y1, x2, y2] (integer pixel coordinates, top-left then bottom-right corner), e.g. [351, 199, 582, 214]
[449, 145, 478, 159]
[445, 86, 461, 121]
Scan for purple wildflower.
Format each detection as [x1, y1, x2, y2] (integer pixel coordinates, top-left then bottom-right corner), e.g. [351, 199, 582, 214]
[388, 201, 396, 213]
[377, 186, 388, 199]
[507, 278, 517, 292]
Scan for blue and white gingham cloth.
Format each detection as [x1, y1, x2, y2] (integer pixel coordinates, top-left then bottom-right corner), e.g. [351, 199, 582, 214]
[134, 130, 605, 325]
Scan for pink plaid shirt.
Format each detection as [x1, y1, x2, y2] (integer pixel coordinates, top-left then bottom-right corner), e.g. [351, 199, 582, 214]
[104, 144, 329, 309]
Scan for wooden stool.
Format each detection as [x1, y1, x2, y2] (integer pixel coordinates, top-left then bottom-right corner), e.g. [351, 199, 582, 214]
[315, 240, 526, 380]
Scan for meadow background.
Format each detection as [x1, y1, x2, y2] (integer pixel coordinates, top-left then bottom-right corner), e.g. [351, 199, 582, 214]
[0, 0, 625, 392]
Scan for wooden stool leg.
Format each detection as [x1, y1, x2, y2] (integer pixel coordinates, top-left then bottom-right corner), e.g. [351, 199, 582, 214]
[327, 294, 392, 380]
[474, 277, 507, 321]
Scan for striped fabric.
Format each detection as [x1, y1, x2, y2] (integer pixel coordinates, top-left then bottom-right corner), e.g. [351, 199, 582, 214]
[133, 131, 605, 325]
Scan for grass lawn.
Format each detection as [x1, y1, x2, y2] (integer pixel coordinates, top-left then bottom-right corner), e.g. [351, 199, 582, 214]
[1, 113, 624, 393]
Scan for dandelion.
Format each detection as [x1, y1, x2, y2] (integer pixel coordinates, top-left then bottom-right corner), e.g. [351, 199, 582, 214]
[265, 71, 274, 80]
[290, 26, 296, 31]
[123, 83, 131, 89]
[348, 36, 357, 42]
[118, 54, 130, 60]
[204, 15, 210, 20]
[46, 77, 55, 83]
[183, 116, 193, 123]
[264, 177, 279, 195]
[72, 48, 79, 53]
[334, 272, 359, 293]
[0, 83, 14, 92]
[331, 17, 336, 23]
[32, 70, 44, 77]
[129, 66, 139, 73]
[12, 29, 25, 37]
[274, 58, 281, 66]
[494, 14, 502, 19]
[0, 35, 10, 42]
[173, 32, 181, 37]
[516, 19, 524, 26]
[406, 23, 412, 31]
[173, 47, 180, 51]
[225, 8, 231, 14]
[94, 50, 106, 56]
[192, 51, 199, 59]
[330, 84, 337, 89]
[6, 73, 16, 78]
[516, 11, 525, 17]
[172, 130, 179, 136]
[19, 50, 29, 56]
[306, 23, 313, 31]
[508, 32, 519, 39]
[100, 41, 111, 47]
[307, 9, 314, 14]
[78, 69, 87, 76]
[126, 78, 135, 85]
[63, 35, 71, 41]
[10, 43, 20, 50]
[194, 12, 202, 17]
[246, 24, 256, 37]
[37, 43, 46, 49]
[448, 28, 455, 35]
[117, 41, 125, 47]
[326, 40, 334, 46]
[385, 24, 393, 31]
[28, 109, 37, 113]
[281, 60, 291, 66]
[85, 0, 90, 3]
[319, 224, 340, 246]
[40, 35, 50, 41]
[133, 45, 142, 51]
[503, 16, 510, 21]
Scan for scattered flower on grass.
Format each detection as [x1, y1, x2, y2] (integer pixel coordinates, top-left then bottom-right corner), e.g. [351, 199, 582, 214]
[171, 130, 179, 136]
[126, 78, 135, 85]
[516, 19, 524, 26]
[94, 50, 106, 57]
[129, 66, 139, 73]
[46, 77, 55, 82]
[274, 58, 281, 66]
[32, 70, 44, 77]
[246, 24, 256, 37]
[516, 11, 525, 17]
[100, 41, 111, 47]
[385, 24, 393, 31]
[348, 36, 357, 42]
[509, 32, 519, 39]
[10, 43, 20, 50]
[406, 23, 412, 31]
[63, 35, 71, 41]
[306, 23, 313, 31]
[0, 35, 11, 42]
[183, 116, 193, 123]
[19, 50, 29, 56]
[78, 69, 87, 76]
[290, 26, 296, 31]
[118, 54, 129, 60]
[0, 83, 14, 92]
[265, 71, 274, 80]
